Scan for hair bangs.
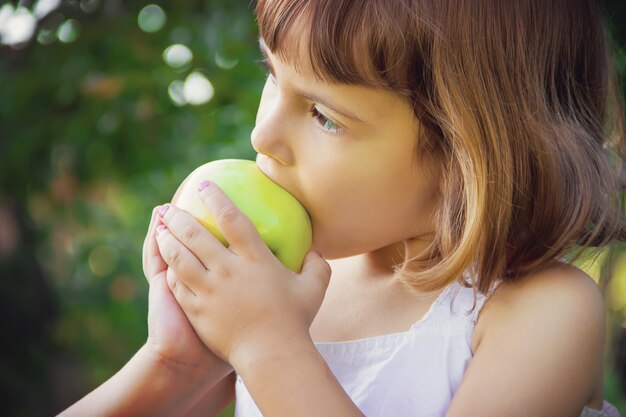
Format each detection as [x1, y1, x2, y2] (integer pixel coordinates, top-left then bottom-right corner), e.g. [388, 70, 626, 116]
[255, 0, 434, 96]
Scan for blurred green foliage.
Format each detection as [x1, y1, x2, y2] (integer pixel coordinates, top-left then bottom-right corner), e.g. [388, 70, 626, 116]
[0, 1, 625, 416]
[1, 1, 261, 415]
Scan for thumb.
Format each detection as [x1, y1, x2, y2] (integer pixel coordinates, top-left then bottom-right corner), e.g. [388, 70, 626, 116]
[295, 251, 332, 306]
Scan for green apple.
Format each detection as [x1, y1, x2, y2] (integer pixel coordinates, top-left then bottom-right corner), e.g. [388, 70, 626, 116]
[172, 159, 312, 273]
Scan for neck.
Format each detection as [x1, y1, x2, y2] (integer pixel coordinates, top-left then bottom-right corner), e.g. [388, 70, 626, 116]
[358, 234, 437, 279]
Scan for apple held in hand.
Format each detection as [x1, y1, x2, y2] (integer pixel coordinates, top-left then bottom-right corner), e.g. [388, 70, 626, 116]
[172, 159, 312, 273]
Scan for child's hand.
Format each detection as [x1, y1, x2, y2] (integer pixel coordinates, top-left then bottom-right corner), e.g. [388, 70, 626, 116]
[142, 206, 231, 378]
[155, 181, 331, 369]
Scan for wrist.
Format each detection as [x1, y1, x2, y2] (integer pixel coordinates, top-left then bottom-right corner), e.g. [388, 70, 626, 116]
[229, 330, 316, 377]
[122, 344, 233, 417]
[139, 343, 232, 392]
[130, 345, 216, 417]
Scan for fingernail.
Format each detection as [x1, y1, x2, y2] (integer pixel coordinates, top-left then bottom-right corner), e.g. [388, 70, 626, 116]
[316, 251, 324, 258]
[158, 204, 169, 217]
[198, 180, 212, 191]
[156, 224, 167, 236]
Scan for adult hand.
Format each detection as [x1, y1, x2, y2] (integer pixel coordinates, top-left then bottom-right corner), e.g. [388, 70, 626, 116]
[142, 206, 231, 379]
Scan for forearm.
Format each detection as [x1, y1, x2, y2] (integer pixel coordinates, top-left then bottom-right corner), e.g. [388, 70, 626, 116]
[182, 371, 236, 417]
[58, 344, 232, 417]
[234, 338, 364, 417]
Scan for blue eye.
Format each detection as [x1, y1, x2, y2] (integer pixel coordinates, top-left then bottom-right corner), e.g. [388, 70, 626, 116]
[256, 57, 342, 135]
[310, 106, 342, 134]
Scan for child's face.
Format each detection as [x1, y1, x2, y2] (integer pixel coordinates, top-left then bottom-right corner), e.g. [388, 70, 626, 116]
[253, 40, 441, 260]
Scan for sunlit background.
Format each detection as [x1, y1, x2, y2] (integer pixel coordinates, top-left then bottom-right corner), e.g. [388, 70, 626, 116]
[0, 1, 625, 416]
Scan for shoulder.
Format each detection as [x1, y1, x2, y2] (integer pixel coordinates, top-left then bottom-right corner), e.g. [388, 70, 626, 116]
[450, 261, 607, 416]
[475, 260, 606, 353]
[473, 262, 605, 358]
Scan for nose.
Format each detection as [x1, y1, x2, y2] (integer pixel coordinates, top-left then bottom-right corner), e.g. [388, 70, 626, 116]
[251, 94, 295, 166]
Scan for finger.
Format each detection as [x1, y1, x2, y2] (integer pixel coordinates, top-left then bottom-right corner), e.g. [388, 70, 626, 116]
[148, 270, 172, 310]
[158, 203, 227, 268]
[147, 271, 179, 327]
[295, 251, 332, 311]
[156, 223, 208, 292]
[142, 206, 158, 277]
[166, 267, 197, 305]
[197, 180, 268, 257]
[148, 270, 200, 350]
[143, 206, 167, 282]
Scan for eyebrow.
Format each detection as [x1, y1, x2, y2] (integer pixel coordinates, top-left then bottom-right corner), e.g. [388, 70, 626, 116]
[258, 39, 365, 124]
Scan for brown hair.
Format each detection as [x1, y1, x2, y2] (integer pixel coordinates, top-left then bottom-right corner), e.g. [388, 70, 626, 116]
[255, 0, 626, 294]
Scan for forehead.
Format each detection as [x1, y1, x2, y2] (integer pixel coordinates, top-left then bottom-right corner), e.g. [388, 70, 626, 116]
[256, 0, 398, 89]
[258, 33, 315, 77]
[257, 12, 336, 85]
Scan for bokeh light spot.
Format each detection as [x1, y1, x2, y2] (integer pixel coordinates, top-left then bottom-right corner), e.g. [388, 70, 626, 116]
[110, 274, 137, 302]
[51, 143, 76, 172]
[97, 112, 120, 134]
[183, 72, 214, 106]
[37, 28, 57, 45]
[167, 80, 186, 106]
[88, 245, 120, 277]
[163, 44, 193, 69]
[0, 4, 13, 29]
[0, 6, 36, 46]
[27, 193, 54, 226]
[0, 205, 20, 259]
[57, 19, 80, 43]
[138, 5, 166, 33]
[33, 0, 61, 19]
[215, 52, 238, 70]
[80, 0, 100, 14]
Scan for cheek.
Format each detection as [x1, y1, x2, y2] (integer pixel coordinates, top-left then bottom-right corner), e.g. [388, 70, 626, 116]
[303, 165, 437, 258]
[301, 175, 388, 257]
[298, 178, 358, 255]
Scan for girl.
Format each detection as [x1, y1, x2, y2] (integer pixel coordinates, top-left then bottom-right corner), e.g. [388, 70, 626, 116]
[61, 0, 625, 416]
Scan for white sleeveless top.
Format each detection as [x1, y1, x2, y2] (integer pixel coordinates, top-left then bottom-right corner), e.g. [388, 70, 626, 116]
[233, 279, 620, 417]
